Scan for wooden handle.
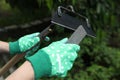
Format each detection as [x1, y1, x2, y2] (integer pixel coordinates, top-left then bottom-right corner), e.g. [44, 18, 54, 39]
[0, 54, 25, 76]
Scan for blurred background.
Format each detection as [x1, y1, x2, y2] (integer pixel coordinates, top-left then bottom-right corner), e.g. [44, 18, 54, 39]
[0, 0, 120, 80]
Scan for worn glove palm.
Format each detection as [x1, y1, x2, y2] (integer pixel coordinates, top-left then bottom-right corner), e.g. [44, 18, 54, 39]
[9, 32, 40, 55]
[26, 38, 80, 79]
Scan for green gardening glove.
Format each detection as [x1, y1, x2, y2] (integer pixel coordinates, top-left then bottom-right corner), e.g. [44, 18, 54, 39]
[26, 38, 80, 79]
[9, 32, 49, 55]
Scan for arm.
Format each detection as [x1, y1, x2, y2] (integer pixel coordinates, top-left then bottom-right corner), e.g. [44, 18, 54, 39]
[5, 38, 80, 80]
[0, 42, 35, 80]
[0, 32, 40, 54]
[0, 41, 9, 54]
[5, 61, 34, 80]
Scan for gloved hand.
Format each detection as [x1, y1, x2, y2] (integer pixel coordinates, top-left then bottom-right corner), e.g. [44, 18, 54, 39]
[9, 32, 49, 55]
[26, 38, 80, 79]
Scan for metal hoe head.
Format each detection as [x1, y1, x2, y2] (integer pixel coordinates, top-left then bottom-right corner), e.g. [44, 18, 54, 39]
[51, 6, 96, 38]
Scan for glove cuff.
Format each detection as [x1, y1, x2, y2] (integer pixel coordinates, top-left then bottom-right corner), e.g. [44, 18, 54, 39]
[26, 50, 52, 79]
[9, 41, 21, 55]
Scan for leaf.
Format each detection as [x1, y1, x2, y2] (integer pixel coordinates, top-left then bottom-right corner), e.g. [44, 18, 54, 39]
[96, 3, 101, 14]
[72, 0, 76, 5]
[45, 0, 53, 10]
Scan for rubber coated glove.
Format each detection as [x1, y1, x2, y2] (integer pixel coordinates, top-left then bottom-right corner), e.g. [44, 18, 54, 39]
[9, 32, 49, 55]
[26, 38, 80, 80]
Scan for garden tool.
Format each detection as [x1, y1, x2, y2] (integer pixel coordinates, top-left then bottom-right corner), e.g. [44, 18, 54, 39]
[0, 6, 96, 76]
[51, 6, 96, 44]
